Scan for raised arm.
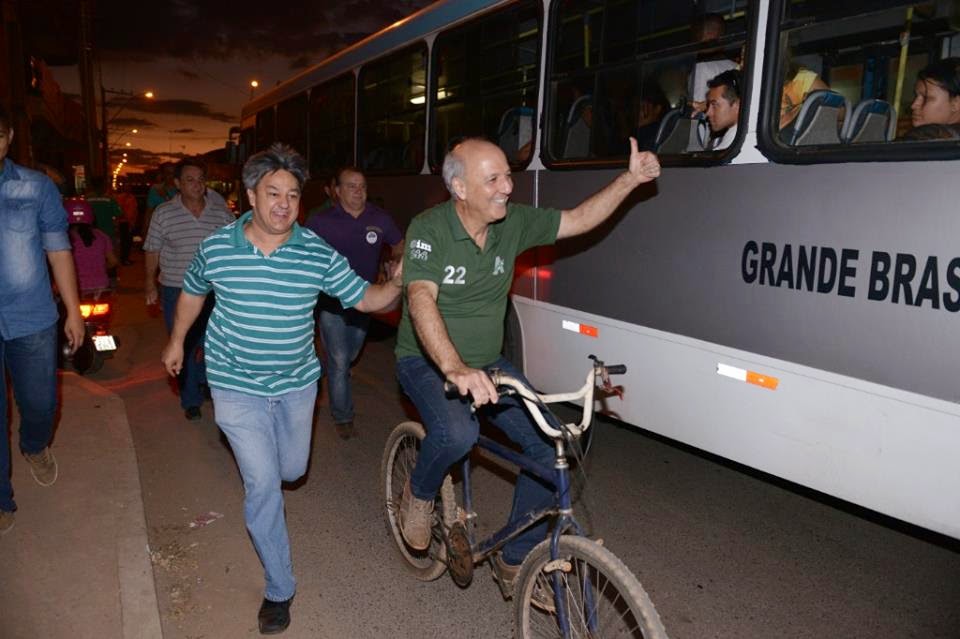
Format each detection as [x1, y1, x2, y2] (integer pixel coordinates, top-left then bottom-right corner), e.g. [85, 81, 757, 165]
[407, 280, 499, 405]
[557, 137, 661, 240]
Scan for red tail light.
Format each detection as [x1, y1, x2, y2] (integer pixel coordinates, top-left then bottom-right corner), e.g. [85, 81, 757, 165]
[79, 303, 111, 318]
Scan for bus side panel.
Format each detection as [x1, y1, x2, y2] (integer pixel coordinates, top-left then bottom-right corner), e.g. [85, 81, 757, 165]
[534, 163, 960, 404]
[365, 169, 536, 231]
[513, 296, 960, 540]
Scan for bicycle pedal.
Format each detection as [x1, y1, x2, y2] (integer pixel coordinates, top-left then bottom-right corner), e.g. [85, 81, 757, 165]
[543, 558, 572, 573]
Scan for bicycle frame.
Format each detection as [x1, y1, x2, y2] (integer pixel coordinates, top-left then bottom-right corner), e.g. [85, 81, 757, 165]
[457, 364, 607, 563]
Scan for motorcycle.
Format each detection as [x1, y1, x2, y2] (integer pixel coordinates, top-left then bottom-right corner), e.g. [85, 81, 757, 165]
[59, 289, 118, 375]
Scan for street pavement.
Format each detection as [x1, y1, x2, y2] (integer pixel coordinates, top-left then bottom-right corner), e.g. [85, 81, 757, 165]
[2, 253, 959, 638]
[0, 371, 161, 638]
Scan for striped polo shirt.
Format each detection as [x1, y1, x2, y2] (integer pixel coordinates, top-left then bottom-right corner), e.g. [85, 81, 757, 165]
[144, 194, 235, 287]
[182, 212, 369, 396]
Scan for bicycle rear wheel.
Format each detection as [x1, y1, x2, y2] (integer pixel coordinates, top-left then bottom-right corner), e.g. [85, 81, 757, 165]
[515, 536, 667, 639]
[380, 421, 457, 581]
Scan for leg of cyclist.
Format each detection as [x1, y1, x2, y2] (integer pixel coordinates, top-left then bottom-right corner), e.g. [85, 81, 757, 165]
[396, 355, 479, 548]
[483, 357, 555, 576]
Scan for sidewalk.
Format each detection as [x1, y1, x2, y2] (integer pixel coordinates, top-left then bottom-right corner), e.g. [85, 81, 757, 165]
[0, 371, 162, 639]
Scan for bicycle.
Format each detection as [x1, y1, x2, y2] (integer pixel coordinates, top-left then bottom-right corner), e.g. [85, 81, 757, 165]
[381, 355, 668, 638]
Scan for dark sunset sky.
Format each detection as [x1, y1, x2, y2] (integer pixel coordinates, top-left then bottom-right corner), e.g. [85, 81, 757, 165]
[49, 0, 435, 173]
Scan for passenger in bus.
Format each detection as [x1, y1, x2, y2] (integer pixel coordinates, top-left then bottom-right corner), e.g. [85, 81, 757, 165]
[687, 13, 738, 113]
[900, 122, 960, 141]
[303, 173, 337, 228]
[395, 136, 660, 591]
[704, 69, 741, 150]
[909, 58, 960, 129]
[779, 63, 829, 131]
[629, 82, 671, 151]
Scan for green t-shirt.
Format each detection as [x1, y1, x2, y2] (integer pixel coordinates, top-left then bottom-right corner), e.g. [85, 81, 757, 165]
[396, 200, 561, 368]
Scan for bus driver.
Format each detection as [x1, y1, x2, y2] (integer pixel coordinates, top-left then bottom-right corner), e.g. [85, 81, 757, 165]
[395, 136, 660, 594]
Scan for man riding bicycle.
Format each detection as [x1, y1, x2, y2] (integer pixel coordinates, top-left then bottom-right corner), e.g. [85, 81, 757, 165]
[396, 136, 660, 589]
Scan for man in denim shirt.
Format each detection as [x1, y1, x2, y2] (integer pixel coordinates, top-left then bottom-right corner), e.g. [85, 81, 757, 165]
[0, 105, 84, 536]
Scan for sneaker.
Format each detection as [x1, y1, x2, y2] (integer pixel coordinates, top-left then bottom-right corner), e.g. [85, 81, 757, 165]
[24, 447, 58, 487]
[398, 479, 434, 550]
[334, 421, 356, 440]
[492, 553, 555, 612]
[0, 510, 14, 536]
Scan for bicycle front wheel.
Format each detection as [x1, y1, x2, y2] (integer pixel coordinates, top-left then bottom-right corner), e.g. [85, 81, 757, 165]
[515, 536, 667, 639]
[380, 421, 457, 581]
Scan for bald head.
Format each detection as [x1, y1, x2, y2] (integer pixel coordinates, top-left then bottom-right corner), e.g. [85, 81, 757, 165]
[442, 138, 507, 200]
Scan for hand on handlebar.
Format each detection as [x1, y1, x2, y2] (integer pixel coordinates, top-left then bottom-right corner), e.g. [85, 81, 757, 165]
[445, 366, 499, 406]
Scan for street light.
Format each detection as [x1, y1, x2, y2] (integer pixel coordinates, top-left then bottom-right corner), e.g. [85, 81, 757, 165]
[100, 87, 154, 179]
[250, 79, 259, 100]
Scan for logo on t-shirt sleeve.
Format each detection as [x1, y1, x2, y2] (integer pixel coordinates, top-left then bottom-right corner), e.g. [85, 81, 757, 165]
[409, 238, 432, 261]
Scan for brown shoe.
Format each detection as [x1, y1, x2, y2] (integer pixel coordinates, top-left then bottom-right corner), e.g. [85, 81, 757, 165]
[0, 510, 14, 536]
[493, 553, 555, 612]
[24, 447, 58, 487]
[334, 421, 356, 440]
[398, 479, 433, 550]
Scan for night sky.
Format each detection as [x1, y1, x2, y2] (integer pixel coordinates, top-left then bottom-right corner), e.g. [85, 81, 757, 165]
[49, 0, 435, 172]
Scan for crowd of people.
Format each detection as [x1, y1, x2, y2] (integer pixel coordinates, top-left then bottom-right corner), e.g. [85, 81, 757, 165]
[1, 47, 957, 636]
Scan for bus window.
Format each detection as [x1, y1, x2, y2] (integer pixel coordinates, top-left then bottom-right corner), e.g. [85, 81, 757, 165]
[545, 0, 749, 165]
[430, 0, 540, 169]
[276, 92, 308, 158]
[762, 0, 960, 160]
[255, 108, 275, 153]
[309, 73, 355, 175]
[240, 127, 254, 164]
[357, 44, 427, 174]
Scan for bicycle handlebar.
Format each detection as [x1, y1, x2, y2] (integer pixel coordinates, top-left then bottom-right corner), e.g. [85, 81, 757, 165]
[440, 358, 626, 440]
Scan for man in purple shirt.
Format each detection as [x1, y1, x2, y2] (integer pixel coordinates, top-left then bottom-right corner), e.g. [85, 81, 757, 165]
[306, 166, 402, 439]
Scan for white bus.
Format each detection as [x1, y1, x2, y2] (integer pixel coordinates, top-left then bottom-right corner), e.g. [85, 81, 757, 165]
[242, 0, 960, 540]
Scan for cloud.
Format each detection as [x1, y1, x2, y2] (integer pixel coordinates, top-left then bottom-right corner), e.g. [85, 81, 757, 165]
[126, 98, 237, 124]
[177, 67, 201, 80]
[109, 117, 158, 129]
[94, 0, 435, 63]
[108, 146, 188, 169]
[170, 128, 197, 134]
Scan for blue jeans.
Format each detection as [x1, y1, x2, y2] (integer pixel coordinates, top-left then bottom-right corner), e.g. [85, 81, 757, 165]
[318, 309, 369, 424]
[396, 355, 554, 566]
[0, 323, 58, 512]
[211, 385, 317, 602]
[161, 285, 213, 410]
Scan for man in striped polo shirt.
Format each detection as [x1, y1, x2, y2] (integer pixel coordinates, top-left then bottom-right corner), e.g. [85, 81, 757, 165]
[144, 157, 235, 421]
[160, 143, 403, 635]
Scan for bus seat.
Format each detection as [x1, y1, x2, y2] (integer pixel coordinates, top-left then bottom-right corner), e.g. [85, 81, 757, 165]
[562, 95, 592, 158]
[497, 106, 535, 162]
[789, 90, 849, 146]
[655, 107, 706, 154]
[841, 98, 896, 144]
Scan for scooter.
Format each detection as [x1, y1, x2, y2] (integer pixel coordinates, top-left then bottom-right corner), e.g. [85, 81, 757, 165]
[59, 290, 118, 375]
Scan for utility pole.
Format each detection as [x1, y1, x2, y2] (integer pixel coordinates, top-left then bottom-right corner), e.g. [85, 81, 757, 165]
[78, 0, 101, 179]
[1, 0, 34, 166]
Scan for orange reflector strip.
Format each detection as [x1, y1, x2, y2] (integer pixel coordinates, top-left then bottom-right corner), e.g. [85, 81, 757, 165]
[717, 363, 779, 391]
[746, 370, 779, 390]
[562, 320, 599, 338]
